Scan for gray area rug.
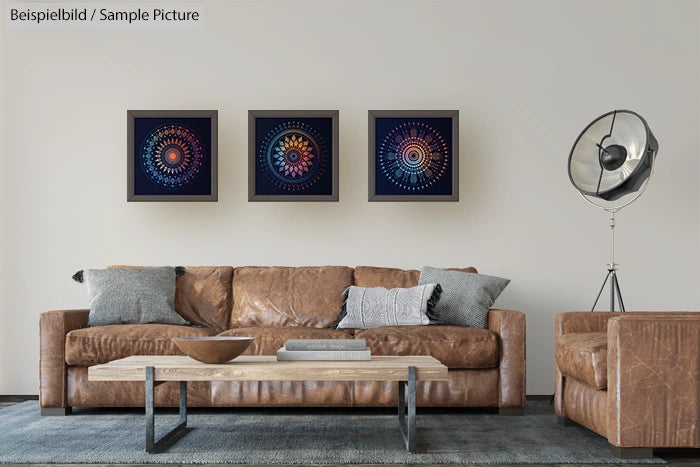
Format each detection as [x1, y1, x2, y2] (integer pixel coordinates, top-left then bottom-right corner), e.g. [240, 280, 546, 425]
[0, 401, 663, 464]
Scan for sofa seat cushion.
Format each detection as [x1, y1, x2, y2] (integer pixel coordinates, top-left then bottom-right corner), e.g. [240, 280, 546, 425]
[355, 325, 498, 369]
[65, 324, 216, 366]
[231, 266, 354, 328]
[218, 327, 354, 355]
[555, 332, 608, 389]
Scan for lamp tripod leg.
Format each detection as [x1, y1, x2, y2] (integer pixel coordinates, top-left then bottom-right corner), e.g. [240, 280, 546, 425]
[591, 272, 611, 312]
[591, 271, 626, 312]
[612, 272, 625, 312]
[591, 211, 626, 312]
[610, 271, 616, 311]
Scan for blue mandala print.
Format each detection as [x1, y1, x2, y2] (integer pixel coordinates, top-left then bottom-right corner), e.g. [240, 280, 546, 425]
[258, 121, 327, 191]
[140, 124, 205, 189]
[378, 121, 449, 191]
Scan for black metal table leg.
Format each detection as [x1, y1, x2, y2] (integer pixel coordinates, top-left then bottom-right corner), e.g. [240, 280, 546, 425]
[145, 366, 188, 453]
[397, 365, 417, 453]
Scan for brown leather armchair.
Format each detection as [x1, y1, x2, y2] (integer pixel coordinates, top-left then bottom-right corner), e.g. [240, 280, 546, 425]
[554, 312, 700, 458]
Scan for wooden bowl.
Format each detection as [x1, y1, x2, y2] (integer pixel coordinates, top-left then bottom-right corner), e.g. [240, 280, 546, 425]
[172, 336, 254, 364]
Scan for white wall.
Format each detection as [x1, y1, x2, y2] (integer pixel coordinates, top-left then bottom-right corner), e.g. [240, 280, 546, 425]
[1, 0, 699, 395]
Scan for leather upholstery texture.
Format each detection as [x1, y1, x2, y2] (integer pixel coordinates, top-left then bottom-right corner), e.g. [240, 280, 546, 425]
[210, 369, 499, 408]
[173, 266, 234, 332]
[230, 266, 354, 328]
[40, 309, 90, 408]
[211, 380, 355, 407]
[354, 368, 499, 407]
[40, 265, 526, 411]
[554, 332, 607, 389]
[65, 324, 216, 366]
[607, 315, 700, 448]
[353, 266, 421, 289]
[562, 376, 609, 438]
[488, 309, 526, 408]
[555, 311, 700, 450]
[555, 311, 613, 335]
[555, 311, 700, 335]
[355, 325, 498, 369]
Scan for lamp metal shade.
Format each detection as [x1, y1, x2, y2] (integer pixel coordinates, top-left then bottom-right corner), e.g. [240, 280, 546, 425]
[568, 110, 658, 201]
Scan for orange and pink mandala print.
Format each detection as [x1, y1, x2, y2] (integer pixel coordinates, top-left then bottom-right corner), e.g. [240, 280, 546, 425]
[258, 121, 328, 191]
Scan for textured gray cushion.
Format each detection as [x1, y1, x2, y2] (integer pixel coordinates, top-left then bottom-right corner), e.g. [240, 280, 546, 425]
[334, 283, 442, 330]
[78, 267, 187, 326]
[418, 266, 509, 328]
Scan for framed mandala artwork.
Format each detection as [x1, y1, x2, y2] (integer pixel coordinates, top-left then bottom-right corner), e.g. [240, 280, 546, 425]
[369, 110, 458, 201]
[249, 110, 339, 201]
[127, 110, 217, 201]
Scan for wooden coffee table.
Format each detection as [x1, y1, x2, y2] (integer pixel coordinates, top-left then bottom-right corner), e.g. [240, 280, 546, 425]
[88, 355, 448, 454]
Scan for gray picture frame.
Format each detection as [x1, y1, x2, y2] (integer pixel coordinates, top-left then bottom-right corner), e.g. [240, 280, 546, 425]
[248, 110, 339, 202]
[369, 110, 459, 202]
[127, 109, 218, 202]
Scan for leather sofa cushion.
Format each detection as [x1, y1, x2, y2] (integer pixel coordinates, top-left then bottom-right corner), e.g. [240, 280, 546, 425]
[110, 266, 234, 333]
[555, 332, 608, 389]
[353, 266, 478, 289]
[218, 327, 354, 355]
[355, 325, 498, 369]
[174, 266, 234, 332]
[230, 266, 354, 328]
[65, 324, 216, 366]
[354, 267, 421, 289]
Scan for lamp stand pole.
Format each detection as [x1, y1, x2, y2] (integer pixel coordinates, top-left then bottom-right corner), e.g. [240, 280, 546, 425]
[591, 211, 625, 312]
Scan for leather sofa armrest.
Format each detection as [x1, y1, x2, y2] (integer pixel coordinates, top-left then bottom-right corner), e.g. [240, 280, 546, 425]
[39, 309, 89, 408]
[607, 314, 700, 448]
[488, 309, 525, 408]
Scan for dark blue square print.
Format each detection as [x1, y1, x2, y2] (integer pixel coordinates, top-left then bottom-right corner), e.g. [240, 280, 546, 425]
[374, 117, 454, 196]
[254, 117, 334, 197]
[133, 117, 212, 196]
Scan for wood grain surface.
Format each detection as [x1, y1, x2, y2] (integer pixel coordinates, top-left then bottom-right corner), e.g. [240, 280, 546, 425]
[88, 355, 448, 382]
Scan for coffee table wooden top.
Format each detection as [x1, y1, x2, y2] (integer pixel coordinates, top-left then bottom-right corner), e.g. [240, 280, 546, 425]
[88, 355, 447, 382]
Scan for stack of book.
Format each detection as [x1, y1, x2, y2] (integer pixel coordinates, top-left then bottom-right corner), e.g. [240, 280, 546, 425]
[276, 339, 371, 361]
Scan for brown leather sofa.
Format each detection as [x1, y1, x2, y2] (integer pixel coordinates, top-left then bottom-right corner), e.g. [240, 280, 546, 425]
[554, 311, 700, 458]
[40, 266, 525, 415]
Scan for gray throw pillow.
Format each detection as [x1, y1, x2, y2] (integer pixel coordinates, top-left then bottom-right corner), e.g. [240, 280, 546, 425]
[74, 267, 187, 326]
[334, 283, 442, 330]
[418, 266, 509, 328]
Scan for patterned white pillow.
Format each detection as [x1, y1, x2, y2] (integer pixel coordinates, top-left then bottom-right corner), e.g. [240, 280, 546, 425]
[334, 283, 442, 330]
